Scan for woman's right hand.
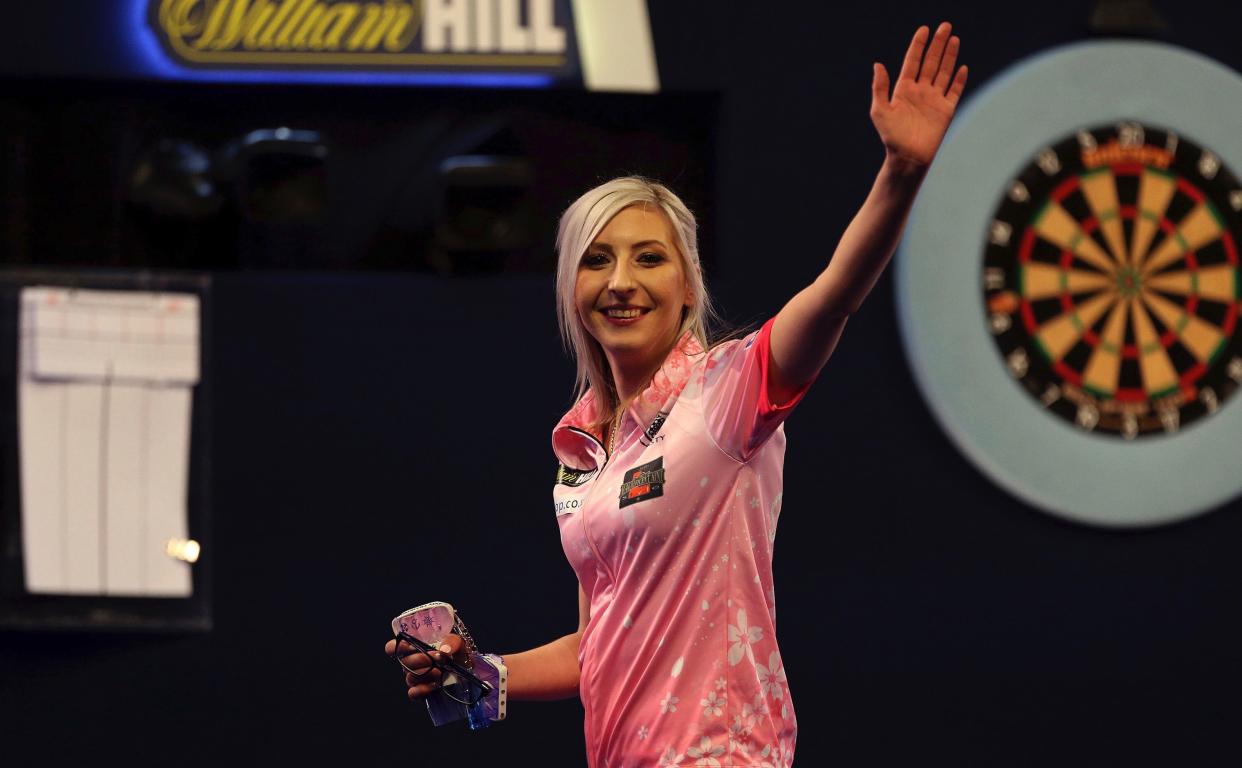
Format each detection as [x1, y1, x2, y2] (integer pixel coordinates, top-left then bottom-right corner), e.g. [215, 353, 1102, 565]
[384, 632, 469, 700]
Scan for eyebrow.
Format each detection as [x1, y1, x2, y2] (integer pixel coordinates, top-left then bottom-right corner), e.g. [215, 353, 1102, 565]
[589, 239, 669, 252]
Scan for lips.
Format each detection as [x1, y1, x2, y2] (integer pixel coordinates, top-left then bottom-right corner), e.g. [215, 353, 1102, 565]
[599, 306, 650, 325]
[604, 307, 646, 318]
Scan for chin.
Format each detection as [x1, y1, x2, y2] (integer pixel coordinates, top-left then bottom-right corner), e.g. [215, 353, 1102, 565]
[604, 331, 672, 358]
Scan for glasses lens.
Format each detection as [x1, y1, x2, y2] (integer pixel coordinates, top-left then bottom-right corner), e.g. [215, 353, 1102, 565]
[440, 674, 484, 707]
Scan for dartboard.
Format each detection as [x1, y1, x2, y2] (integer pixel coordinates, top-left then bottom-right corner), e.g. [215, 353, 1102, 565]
[982, 122, 1242, 439]
[896, 41, 1242, 526]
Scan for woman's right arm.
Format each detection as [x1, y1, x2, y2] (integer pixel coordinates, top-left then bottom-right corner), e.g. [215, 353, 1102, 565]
[390, 584, 588, 702]
[503, 584, 589, 701]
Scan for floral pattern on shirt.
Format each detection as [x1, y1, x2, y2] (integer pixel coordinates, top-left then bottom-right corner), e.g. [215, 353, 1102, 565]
[553, 320, 805, 767]
[700, 691, 726, 718]
[756, 652, 787, 702]
[685, 735, 728, 766]
[727, 608, 764, 666]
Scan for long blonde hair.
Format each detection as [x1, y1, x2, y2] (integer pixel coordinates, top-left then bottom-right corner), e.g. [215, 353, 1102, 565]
[555, 177, 719, 429]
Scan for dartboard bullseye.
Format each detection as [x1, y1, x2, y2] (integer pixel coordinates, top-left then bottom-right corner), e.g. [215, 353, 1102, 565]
[982, 122, 1242, 438]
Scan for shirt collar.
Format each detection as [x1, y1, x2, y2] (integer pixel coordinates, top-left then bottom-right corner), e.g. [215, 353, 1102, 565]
[552, 332, 703, 468]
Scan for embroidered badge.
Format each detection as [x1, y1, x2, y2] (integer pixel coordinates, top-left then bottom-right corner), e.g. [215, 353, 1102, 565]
[619, 457, 665, 508]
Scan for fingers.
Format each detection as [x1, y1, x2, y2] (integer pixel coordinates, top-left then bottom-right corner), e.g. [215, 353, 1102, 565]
[871, 63, 891, 110]
[389, 632, 469, 702]
[946, 65, 969, 105]
[398, 645, 445, 675]
[918, 22, 951, 84]
[400, 646, 450, 701]
[394, 637, 454, 657]
[384, 637, 431, 657]
[395, 642, 434, 671]
[897, 25, 929, 82]
[407, 667, 444, 687]
[934, 34, 960, 90]
[407, 675, 443, 701]
[441, 633, 465, 659]
[400, 651, 433, 675]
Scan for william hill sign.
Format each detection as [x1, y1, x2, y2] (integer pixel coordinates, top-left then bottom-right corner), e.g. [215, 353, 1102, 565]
[150, 0, 572, 70]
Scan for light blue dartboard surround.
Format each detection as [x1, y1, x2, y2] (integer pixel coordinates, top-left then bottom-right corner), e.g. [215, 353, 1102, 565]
[895, 40, 1242, 527]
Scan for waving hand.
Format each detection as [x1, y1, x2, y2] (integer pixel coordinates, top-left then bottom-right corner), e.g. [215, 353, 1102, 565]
[871, 22, 968, 169]
[767, 22, 969, 402]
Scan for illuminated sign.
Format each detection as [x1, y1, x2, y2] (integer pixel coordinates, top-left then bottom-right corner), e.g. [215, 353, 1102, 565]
[148, 0, 573, 73]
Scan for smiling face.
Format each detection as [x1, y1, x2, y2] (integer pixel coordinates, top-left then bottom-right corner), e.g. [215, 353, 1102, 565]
[575, 204, 693, 380]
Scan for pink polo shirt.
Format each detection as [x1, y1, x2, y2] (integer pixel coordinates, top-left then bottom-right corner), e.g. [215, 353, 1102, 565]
[552, 319, 809, 768]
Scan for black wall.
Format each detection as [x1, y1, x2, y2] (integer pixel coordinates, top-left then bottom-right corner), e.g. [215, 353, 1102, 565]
[4, 2, 1242, 765]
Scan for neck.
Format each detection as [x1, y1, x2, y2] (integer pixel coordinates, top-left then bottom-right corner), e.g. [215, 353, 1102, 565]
[604, 342, 675, 410]
[609, 360, 659, 408]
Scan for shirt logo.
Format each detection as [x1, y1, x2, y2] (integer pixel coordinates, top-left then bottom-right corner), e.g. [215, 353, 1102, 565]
[619, 457, 665, 508]
[556, 464, 597, 487]
[640, 410, 670, 446]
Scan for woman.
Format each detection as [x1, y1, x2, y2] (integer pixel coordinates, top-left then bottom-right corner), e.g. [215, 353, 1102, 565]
[387, 22, 968, 767]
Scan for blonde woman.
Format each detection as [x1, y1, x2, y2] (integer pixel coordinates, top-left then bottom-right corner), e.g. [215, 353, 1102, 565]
[388, 22, 967, 767]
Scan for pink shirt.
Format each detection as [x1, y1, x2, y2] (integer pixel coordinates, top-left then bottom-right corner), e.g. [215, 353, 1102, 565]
[552, 319, 809, 768]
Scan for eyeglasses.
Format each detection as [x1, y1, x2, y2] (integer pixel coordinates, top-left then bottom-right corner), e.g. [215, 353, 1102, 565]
[394, 630, 493, 707]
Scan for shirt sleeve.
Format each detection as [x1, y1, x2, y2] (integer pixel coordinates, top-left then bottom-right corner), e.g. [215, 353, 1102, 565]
[702, 316, 815, 462]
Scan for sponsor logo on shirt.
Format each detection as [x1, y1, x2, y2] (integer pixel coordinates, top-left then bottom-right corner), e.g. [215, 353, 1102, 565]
[556, 464, 597, 487]
[640, 410, 670, 446]
[618, 457, 665, 508]
[554, 498, 581, 515]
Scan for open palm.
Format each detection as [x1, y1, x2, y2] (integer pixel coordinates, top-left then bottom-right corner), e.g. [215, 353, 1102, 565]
[871, 22, 968, 168]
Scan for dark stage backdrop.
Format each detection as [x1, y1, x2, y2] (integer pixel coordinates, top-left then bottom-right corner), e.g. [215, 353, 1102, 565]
[3, 2, 1242, 766]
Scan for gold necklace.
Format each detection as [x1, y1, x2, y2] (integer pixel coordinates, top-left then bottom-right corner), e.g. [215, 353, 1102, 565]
[608, 406, 624, 455]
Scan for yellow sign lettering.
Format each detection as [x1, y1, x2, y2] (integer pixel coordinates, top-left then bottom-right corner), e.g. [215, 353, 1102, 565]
[152, 0, 565, 66]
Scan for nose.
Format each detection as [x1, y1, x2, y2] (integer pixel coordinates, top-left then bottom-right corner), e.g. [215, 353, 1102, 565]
[607, 256, 637, 294]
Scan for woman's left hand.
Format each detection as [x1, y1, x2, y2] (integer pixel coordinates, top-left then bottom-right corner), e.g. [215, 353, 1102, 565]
[871, 22, 968, 170]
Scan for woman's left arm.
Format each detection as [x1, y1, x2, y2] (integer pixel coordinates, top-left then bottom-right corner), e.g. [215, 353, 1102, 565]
[769, 22, 968, 403]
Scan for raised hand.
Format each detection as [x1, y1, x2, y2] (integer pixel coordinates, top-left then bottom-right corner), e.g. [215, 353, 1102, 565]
[871, 22, 968, 170]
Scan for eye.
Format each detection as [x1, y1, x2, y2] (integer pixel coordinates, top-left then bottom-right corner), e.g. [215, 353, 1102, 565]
[637, 251, 665, 265]
[580, 252, 609, 268]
